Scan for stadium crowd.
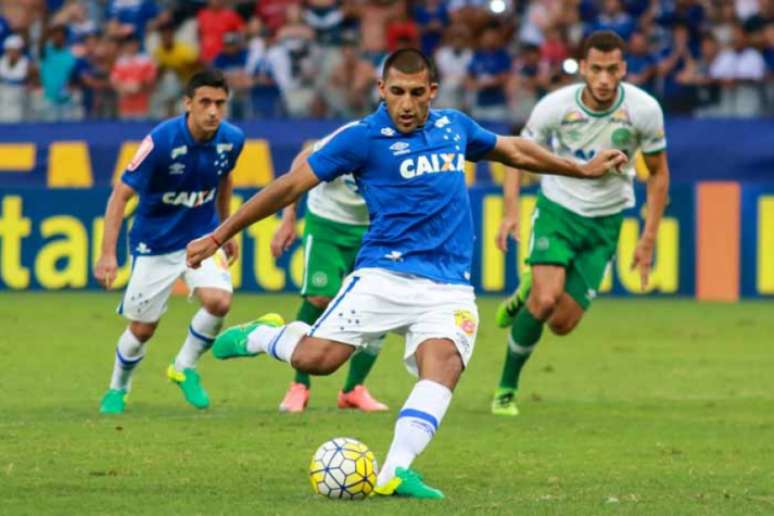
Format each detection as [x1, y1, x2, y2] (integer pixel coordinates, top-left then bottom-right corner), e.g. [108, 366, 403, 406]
[0, 0, 771, 123]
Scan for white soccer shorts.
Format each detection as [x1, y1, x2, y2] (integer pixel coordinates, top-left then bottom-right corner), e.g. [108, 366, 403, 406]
[118, 249, 232, 323]
[308, 267, 479, 376]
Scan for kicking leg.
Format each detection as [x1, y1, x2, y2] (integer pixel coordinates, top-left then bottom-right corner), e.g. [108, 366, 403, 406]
[338, 335, 388, 412]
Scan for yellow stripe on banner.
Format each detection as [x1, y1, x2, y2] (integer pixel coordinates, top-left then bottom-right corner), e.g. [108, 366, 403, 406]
[482, 195, 504, 291]
[464, 161, 476, 186]
[758, 196, 774, 294]
[488, 161, 507, 185]
[0, 143, 36, 171]
[47, 142, 92, 187]
[113, 141, 141, 184]
[232, 139, 274, 187]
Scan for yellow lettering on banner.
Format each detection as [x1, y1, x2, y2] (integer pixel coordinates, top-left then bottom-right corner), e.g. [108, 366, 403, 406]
[34, 216, 88, 288]
[517, 195, 537, 271]
[48, 141, 93, 187]
[247, 216, 284, 290]
[0, 196, 32, 289]
[228, 196, 244, 288]
[0, 144, 36, 171]
[464, 161, 476, 186]
[482, 195, 504, 291]
[758, 196, 774, 294]
[232, 139, 275, 187]
[92, 218, 132, 289]
[616, 217, 678, 293]
[599, 266, 613, 293]
[633, 150, 649, 182]
[113, 141, 141, 184]
[488, 162, 507, 185]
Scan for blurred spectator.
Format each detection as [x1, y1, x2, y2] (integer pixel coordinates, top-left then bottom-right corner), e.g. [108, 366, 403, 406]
[466, 22, 511, 120]
[38, 25, 78, 120]
[213, 31, 251, 119]
[0, 12, 11, 47]
[386, 3, 420, 52]
[304, 0, 350, 47]
[654, 0, 705, 37]
[657, 22, 696, 113]
[110, 33, 157, 119]
[519, 0, 561, 45]
[412, 0, 449, 56]
[152, 21, 200, 118]
[72, 32, 105, 119]
[266, 24, 322, 117]
[197, 0, 245, 63]
[0, 35, 30, 122]
[712, 2, 738, 47]
[736, 0, 760, 22]
[357, 0, 405, 61]
[323, 36, 375, 117]
[255, 0, 301, 36]
[626, 30, 658, 93]
[450, 0, 511, 36]
[765, 22, 774, 113]
[434, 24, 473, 109]
[105, 0, 160, 41]
[710, 23, 766, 116]
[676, 31, 722, 116]
[540, 26, 569, 70]
[590, 0, 636, 41]
[51, 1, 98, 43]
[510, 43, 547, 120]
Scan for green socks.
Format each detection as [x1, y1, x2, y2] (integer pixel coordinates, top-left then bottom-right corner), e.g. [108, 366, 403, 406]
[293, 300, 325, 388]
[499, 306, 544, 391]
[342, 350, 379, 393]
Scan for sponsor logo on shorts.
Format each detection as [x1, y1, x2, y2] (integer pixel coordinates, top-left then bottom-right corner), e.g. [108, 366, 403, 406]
[312, 271, 328, 288]
[454, 309, 477, 337]
[214, 250, 229, 271]
[136, 242, 151, 254]
[536, 236, 550, 251]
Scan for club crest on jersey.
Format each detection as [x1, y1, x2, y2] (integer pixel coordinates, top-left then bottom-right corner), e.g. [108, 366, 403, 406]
[399, 153, 465, 179]
[434, 116, 451, 128]
[389, 141, 411, 155]
[170, 145, 187, 159]
[217, 143, 233, 154]
[127, 135, 154, 171]
[162, 189, 216, 208]
[380, 127, 396, 137]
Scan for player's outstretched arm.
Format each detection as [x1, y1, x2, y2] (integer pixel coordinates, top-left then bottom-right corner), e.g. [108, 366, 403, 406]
[631, 150, 671, 289]
[187, 161, 320, 268]
[486, 136, 628, 179]
[94, 181, 135, 289]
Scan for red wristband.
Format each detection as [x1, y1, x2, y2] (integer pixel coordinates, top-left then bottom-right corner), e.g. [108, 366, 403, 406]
[209, 233, 222, 247]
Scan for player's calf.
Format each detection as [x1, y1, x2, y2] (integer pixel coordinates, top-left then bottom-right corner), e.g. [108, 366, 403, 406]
[290, 337, 354, 375]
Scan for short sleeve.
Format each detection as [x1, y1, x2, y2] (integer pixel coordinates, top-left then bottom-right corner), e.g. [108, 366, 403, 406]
[121, 134, 159, 192]
[637, 99, 667, 155]
[520, 96, 556, 147]
[451, 111, 497, 162]
[226, 132, 246, 176]
[306, 122, 369, 182]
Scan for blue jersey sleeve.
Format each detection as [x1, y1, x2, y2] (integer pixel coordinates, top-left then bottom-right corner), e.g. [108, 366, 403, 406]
[227, 134, 245, 177]
[457, 112, 498, 162]
[121, 134, 159, 192]
[307, 122, 369, 182]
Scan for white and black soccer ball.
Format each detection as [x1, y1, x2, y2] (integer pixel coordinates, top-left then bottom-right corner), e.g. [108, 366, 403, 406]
[309, 437, 378, 500]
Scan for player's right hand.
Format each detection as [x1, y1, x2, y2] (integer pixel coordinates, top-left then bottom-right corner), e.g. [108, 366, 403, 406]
[581, 149, 628, 178]
[186, 234, 219, 269]
[270, 220, 298, 258]
[94, 254, 118, 289]
[495, 216, 519, 252]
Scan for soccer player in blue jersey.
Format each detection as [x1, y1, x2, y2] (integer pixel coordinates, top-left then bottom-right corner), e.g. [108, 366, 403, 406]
[94, 70, 245, 414]
[187, 49, 626, 498]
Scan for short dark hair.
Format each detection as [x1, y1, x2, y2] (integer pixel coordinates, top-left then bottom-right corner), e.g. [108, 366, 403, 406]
[581, 30, 626, 58]
[185, 69, 229, 98]
[382, 48, 437, 82]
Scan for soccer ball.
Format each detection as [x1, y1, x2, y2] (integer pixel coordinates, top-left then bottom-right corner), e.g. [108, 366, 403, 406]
[309, 437, 378, 500]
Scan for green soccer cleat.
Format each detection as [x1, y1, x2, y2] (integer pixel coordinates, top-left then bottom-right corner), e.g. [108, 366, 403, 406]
[167, 365, 209, 409]
[211, 313, 285, 360]
[495, 268, 532, 328]
[372, 467, 445, 500]
[491, 387, 519, 416]
[99, 388, 127, 414]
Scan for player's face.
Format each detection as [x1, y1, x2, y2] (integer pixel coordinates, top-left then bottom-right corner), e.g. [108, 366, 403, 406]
[580, 48, 626, 106]
[185, 86, 228, 135]
[379, 68, 438, 133]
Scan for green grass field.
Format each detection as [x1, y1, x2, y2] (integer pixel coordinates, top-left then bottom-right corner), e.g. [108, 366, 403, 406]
[1, 292, 773, 515]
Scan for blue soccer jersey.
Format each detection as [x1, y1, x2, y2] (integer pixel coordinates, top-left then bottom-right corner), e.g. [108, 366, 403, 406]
[307, 104, 497, 284]
[121, 115, 245, 256]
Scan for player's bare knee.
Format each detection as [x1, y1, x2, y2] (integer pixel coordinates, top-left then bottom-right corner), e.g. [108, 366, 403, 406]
[548, 318, 577, 336]
[203, 295, 231, 317]
[307, 296, 332, 309]
[129, 321, 156, 342]
[528, 292, 560, 319]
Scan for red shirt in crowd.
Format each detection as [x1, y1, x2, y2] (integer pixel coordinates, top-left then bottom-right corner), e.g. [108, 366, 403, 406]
[197, 7, 245, 62]
[110, 54, 157, 117]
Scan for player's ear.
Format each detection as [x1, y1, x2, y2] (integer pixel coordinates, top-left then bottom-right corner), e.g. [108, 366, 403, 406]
[183, 95, 192, 112]
[429, 82, 439, 101]
[377, 79, 386, 100]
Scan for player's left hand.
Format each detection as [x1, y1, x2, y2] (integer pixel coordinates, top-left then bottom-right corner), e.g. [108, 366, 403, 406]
[631, 237, 654, 290]
[223, 239, 239, 265]
[187, 234, 219, 269]
[581, 149, 628, 178]
[496, 216, 519, 252]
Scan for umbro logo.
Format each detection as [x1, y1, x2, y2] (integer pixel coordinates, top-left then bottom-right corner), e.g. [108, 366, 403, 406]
[169, 163, 186, 175]
[389, 141, 411, 155]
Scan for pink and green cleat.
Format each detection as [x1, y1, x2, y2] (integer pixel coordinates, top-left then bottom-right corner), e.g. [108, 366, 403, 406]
[211, 313, 285, 360]
[278, 382, 310, 413]
[337, 385, 389, 412]
[373, 467, 445, 500]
